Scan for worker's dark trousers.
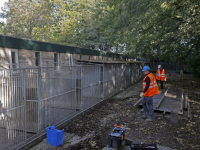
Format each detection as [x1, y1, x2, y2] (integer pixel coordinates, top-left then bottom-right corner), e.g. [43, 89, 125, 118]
[142, 96, 155, 119]
[156, 80, 163, 89]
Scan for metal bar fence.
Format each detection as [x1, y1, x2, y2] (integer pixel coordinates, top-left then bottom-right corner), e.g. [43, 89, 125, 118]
[0, 63, 143, 149]
[0, 69, 26, 150]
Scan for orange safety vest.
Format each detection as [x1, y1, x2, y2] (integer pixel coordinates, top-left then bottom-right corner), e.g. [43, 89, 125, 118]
[156, 69, 166, 81]
[143, 72, 159, 97]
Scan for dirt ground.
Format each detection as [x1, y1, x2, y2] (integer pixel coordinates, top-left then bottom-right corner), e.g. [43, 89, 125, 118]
[31, 73, 200, 150]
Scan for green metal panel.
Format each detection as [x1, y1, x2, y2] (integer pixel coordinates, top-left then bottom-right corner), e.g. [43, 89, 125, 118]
[0, 35, 122, 58]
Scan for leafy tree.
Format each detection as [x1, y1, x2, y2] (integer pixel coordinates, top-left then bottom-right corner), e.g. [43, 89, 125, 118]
[3, 0, 200, 75]
[50, 0, 110, 50]
[99, 0, 200, 75]
[0, 22, 5, 35]
[4, 0, 53, 41]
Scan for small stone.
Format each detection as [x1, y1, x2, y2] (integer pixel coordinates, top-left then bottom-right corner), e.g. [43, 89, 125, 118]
[194, 115, 198, 118]
[126, 102, 132, 106]
[139, 128, 144, 131]
[155, 140, 159, 143]
[126, 113, 129, 116]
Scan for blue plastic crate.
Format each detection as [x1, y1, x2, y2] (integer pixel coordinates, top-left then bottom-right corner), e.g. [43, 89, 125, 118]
[46, 126, 64, 147]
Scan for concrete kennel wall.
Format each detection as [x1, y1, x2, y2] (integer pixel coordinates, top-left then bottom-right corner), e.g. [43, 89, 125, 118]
[0, 35, 136, 69]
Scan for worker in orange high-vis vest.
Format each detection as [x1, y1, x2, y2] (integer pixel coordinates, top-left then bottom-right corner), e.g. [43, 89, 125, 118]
[140, 66, 159, 121]
[156, 65, 166, 89]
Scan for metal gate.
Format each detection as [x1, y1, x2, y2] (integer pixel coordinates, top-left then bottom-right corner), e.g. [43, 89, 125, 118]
[0, 69, 27, 150]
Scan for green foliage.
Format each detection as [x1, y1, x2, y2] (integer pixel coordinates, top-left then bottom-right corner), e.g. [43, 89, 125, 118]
[0, 22, 5, 35]
[49, 0, 109, 49]
[2, 0, 200, 75]
[4, 0, 53, 41]
[100, 0, 200, 75]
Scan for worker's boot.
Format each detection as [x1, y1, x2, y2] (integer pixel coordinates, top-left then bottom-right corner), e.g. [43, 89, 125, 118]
[142, 114, 148, 119]
[146, 118, 154, 122]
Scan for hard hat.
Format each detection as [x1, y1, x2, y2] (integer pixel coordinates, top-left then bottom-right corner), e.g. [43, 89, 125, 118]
[158, 65, 161, 68]
[142, 66, 150, 71]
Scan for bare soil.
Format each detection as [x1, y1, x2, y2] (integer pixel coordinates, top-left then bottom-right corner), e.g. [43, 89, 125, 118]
[32, 73, 200, 150]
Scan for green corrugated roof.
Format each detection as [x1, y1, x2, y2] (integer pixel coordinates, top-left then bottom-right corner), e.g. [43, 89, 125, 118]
[0, 35, 123, 58]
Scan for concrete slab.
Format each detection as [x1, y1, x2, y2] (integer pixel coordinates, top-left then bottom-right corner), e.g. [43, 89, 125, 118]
[102, 146, 131, 150]
[170, 111, 178, 124]
[138, 89, 183, 115]
[102, 147, 116, 150]
[102, 146, 172, 150]
[157, 146, 171, 150]
[158, 90, 182, 113]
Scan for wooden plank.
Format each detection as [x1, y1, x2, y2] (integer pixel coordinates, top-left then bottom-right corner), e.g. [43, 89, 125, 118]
[156, 88, 169, 109]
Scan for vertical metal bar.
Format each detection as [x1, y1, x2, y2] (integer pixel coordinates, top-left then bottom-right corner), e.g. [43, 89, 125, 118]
[102, 64, 104, 99]
[46, 67, 49, 126]
[29, 70, 31, 131]
[10, 76, 15, 146]
[46, 61, 49, 67]
[80, 66, 83, 110]
[37, 68, 42, 133]
[8, 71, 10, 147]
[115, 64, 116, 94]
[74, 67, 77, 111]
[2, 71, 5, 146]
[22, 69, 27, 140]
[10, 71, 13, 146]
[18, 71, 20, 145]
[98, 66, 100, 99]
[2, 70, 5, 110]
[13, 72, 19, 146]
[0, 97, 2, 126]
[6, 71, 8, 114]
[70, 66, 72, 111]
[1, 69, 4, 146]
[1, 71, 3, 113]
[33, 69, 34, 101]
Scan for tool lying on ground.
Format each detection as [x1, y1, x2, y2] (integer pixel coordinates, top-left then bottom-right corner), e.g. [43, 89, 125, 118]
[130, 144, 157, 150]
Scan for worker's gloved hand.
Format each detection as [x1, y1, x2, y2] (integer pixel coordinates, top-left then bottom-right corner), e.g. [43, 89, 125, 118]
[164, 77, 166, 81]
[140, 92, 144, 97]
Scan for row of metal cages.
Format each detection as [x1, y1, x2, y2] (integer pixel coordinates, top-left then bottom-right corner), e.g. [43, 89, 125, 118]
[0, 63, 144, 149]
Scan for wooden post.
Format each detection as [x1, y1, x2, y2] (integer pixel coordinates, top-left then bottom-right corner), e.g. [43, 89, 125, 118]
[180, 90, 184, 114]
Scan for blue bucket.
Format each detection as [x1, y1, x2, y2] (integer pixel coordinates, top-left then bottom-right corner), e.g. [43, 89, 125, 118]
[46, 126, 64, 147]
